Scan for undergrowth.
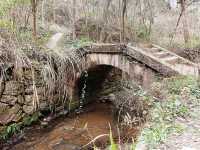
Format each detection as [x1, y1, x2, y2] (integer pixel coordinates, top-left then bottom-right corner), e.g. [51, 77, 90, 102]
[71, 37, 93, 49]
[136, 76, 200, 149]
[0, 112, 41, 140]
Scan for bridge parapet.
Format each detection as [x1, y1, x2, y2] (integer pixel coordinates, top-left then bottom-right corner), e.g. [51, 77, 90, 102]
[85, 43, 125, 54]
[81, 43, 199, 77]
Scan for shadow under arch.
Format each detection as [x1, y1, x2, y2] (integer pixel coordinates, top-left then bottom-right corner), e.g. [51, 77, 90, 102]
[73, 64, 131, 107]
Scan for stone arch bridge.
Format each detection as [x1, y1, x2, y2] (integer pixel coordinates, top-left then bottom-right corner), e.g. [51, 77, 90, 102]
[71, 43, 199, 100]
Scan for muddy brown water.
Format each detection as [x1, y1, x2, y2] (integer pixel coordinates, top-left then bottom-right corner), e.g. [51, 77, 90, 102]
[5, 102, 139, 150]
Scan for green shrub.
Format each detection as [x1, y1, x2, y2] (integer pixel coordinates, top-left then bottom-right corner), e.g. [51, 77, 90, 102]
[136, 25, 151, 41]
[0, 0, 30, 16]
[0, 19, 15, 31]
[185, 36, 200, 49]
[137, 76, 197, 149]
[139, 97, 187, 149]
[72, 37, 93, 49]
[0, 112, 40, 140]
[1, 123, 22, 140]
[164, 76, 197, 94]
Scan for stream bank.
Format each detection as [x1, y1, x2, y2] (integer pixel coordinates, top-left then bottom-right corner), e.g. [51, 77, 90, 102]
[5, 101, 140, 150]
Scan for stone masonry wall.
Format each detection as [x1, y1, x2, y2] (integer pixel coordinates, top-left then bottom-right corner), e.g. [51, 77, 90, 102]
[0, 63, 48, 127]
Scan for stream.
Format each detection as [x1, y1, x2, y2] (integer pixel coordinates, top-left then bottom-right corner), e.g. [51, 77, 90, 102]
[8, 101, 139, 150]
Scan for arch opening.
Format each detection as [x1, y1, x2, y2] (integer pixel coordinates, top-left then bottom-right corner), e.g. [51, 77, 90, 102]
[75, 65, 130, 106]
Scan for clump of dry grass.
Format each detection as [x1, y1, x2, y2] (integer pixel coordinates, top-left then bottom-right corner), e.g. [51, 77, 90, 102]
[103, 80, 151, 127]
[39, 47, 85, 108]
[0, 29, 86, 112]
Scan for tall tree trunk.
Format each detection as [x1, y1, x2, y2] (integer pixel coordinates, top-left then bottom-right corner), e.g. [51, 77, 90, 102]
[72, 0, 77, 40]
[41, 0, 45, 26]
[119, 0, 122, 41]
[103, 0, 112, 23]
[121, 0, 127, 42]
[180, 0, 190, 44]
[100, 0, 112, 42]
[31, 0, 38, 39]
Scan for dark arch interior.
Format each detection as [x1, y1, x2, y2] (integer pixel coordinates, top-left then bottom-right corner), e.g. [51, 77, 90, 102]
[75, 65, 130, 105]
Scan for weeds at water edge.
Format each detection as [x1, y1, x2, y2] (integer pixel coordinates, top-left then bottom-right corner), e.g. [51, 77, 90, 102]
[0, 112, 41, 140]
